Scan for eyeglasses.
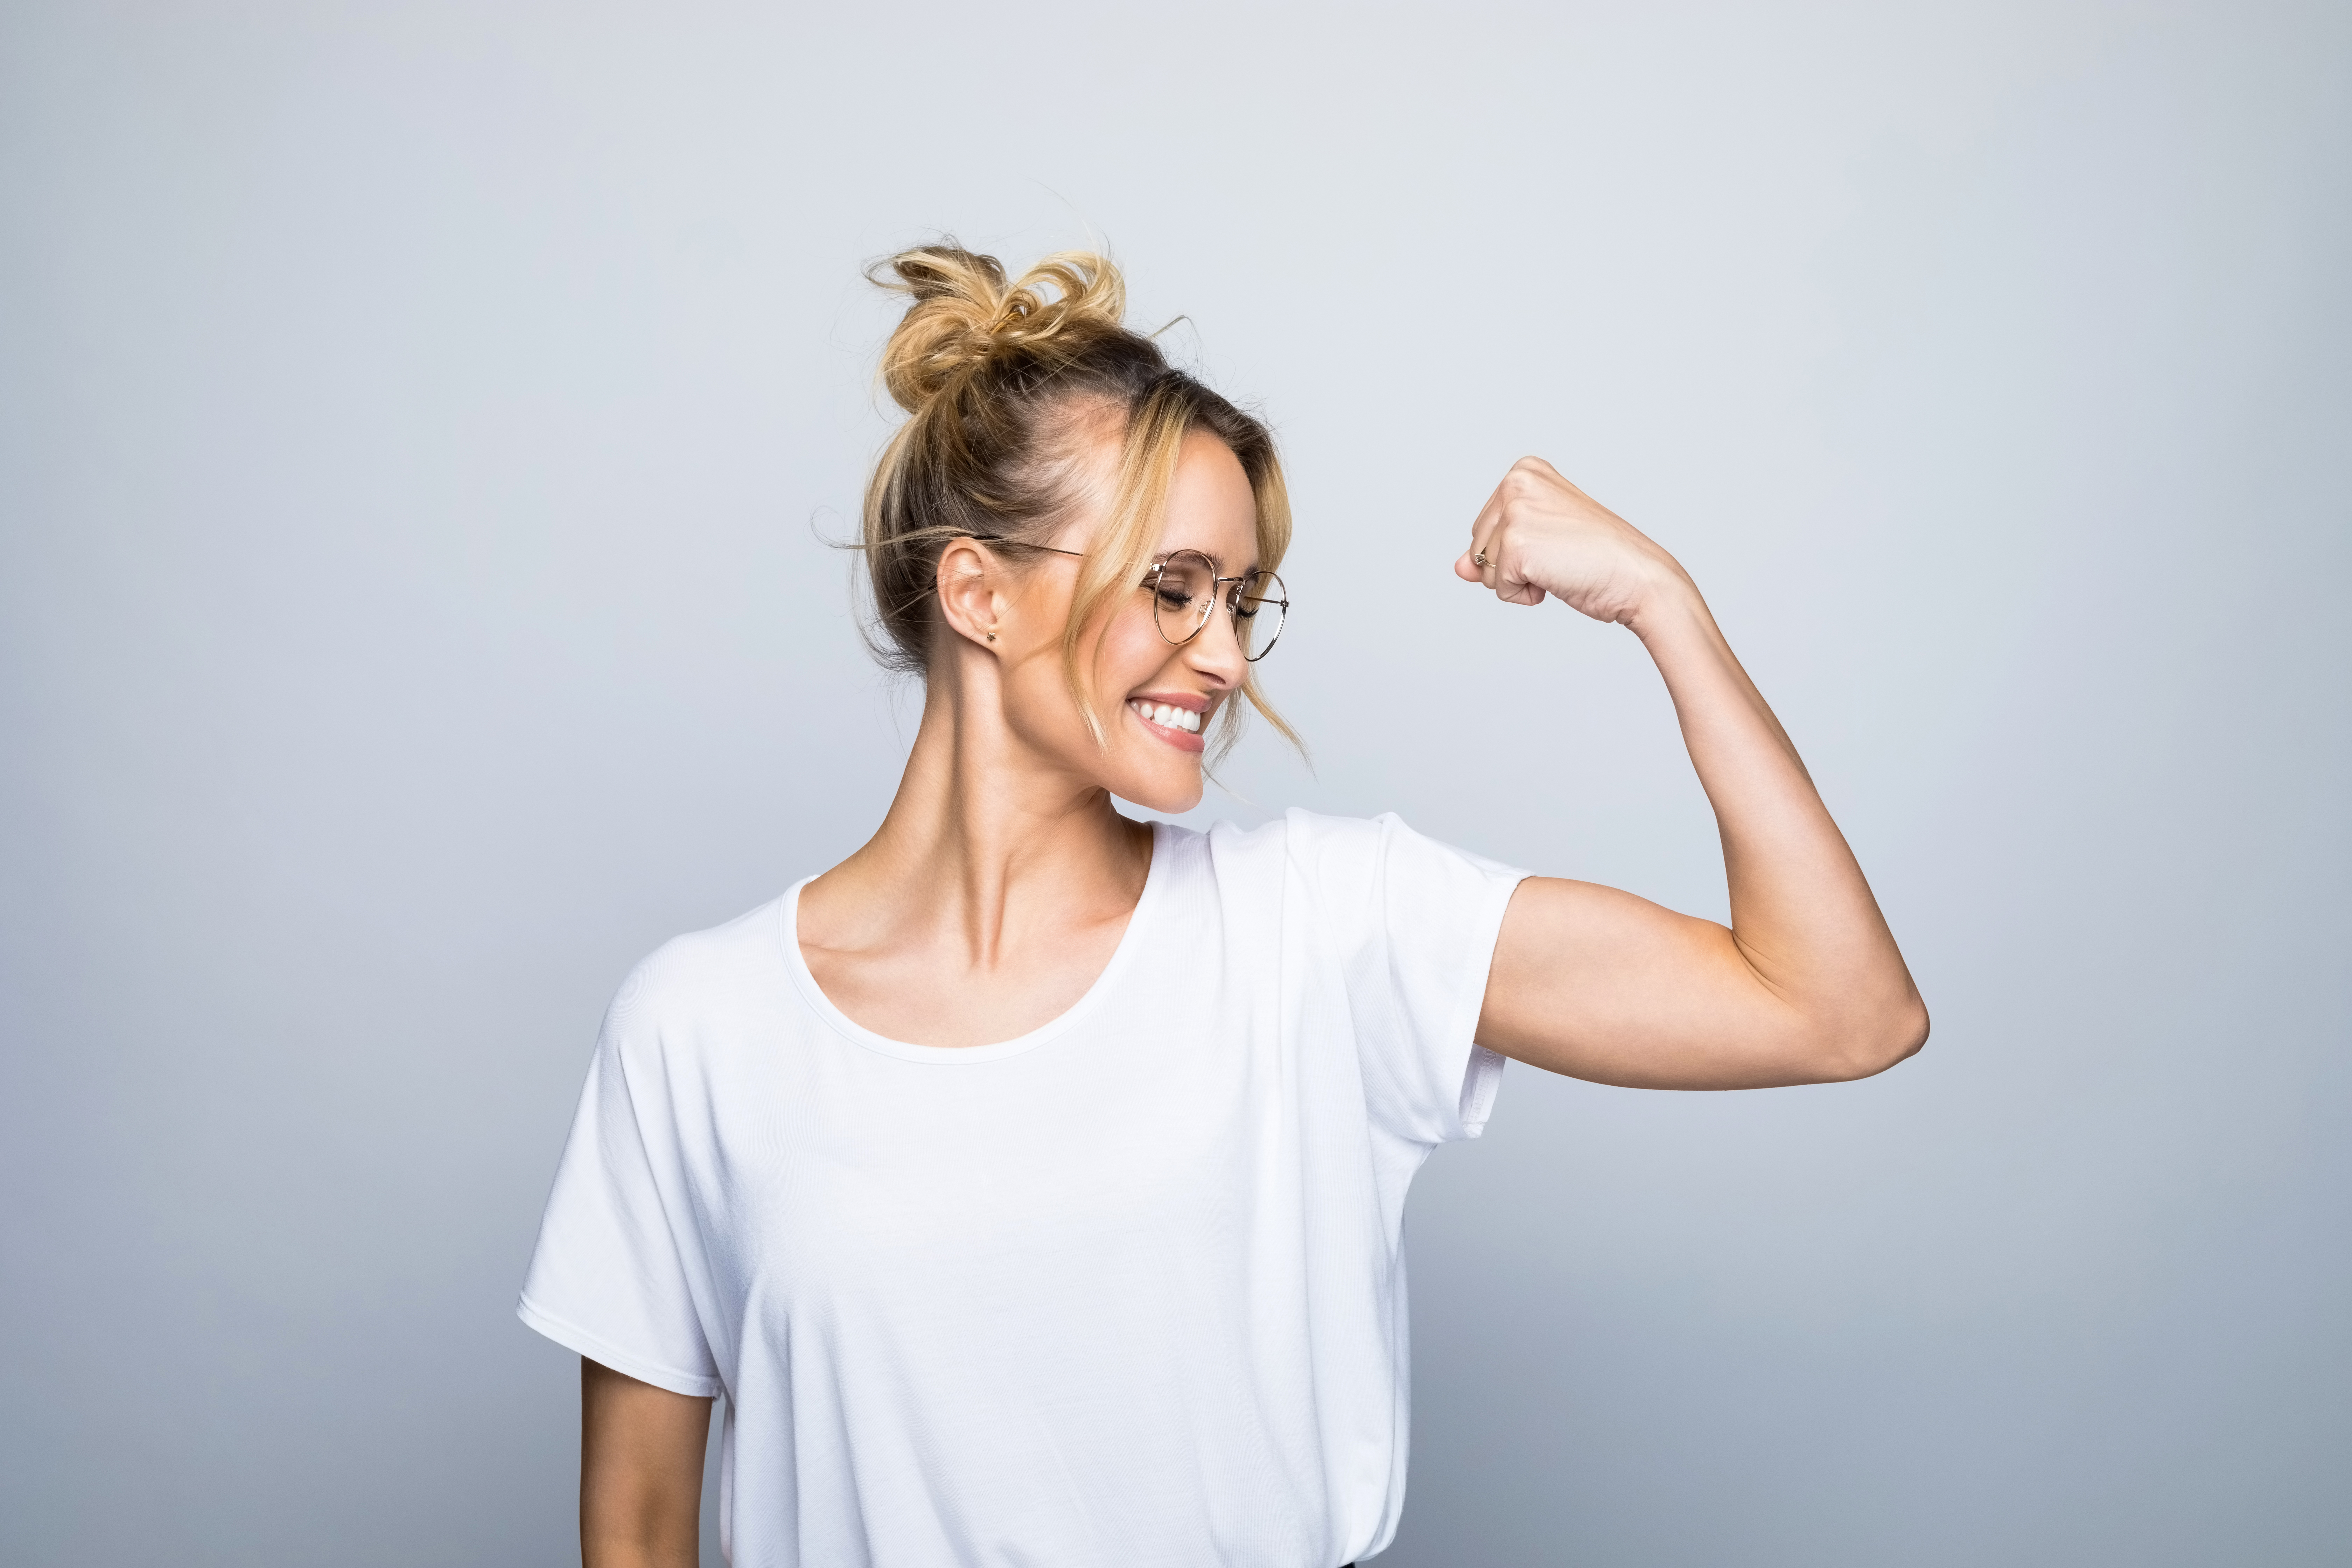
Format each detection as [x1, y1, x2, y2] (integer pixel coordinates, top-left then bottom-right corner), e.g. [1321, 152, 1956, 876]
[983, 541, 1289, 662]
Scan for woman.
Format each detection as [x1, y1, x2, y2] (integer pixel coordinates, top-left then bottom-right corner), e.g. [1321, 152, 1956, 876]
[519, 245, 1926, 1568]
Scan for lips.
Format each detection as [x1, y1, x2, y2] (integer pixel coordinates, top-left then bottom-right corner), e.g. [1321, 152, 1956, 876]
[1127, 697, 1209, 755]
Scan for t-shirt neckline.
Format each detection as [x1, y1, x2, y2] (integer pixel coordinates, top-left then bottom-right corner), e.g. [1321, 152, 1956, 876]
[777, 820, 1171, 1064]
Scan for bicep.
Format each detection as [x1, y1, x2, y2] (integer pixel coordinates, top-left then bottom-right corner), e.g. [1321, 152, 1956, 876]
[1477, 876, 1823, 1089]
[580, 1357, 713, 1568]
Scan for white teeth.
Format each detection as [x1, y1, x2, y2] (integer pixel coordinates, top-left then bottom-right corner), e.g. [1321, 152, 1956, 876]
[1131, 700, 1202, 735]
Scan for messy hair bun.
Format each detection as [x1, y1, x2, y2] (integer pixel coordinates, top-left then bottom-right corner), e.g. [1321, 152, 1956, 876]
[875, 248, 1128, 414]
[859, 241, 1296, 760]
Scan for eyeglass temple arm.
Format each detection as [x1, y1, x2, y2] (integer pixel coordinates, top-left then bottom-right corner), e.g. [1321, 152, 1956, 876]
[968, 538, 1278, 602]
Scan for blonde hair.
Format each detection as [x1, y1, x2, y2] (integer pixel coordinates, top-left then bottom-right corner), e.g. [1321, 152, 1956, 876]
[861, 243, 1298, 762]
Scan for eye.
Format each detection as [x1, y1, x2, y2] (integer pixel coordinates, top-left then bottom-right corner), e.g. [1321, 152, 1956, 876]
[1148, 554, 1214, 613]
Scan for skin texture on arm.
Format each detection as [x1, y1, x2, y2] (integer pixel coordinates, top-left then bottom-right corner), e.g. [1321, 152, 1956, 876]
[580, 1358, 713, 1568]
[1461, 459, 1929, 1089]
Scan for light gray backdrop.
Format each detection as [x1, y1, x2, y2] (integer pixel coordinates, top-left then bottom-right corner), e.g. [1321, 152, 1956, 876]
[3, 2, 2345, 1564]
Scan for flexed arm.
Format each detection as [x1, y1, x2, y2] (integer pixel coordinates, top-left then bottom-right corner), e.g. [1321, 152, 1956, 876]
[1462, 459, 1927, 1088]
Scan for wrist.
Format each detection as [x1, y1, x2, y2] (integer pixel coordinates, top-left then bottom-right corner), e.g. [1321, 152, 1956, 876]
[1621, 556, 1703, 639]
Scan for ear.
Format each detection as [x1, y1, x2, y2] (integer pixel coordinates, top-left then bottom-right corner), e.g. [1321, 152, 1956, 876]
[934, 537, 1004, 651]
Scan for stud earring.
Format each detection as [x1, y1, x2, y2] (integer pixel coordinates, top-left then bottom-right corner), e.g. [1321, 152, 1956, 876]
[986, 632, 997, 643]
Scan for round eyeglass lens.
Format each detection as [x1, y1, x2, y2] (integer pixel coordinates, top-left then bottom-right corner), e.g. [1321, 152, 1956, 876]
[1234, 569, 1286, 662]
[1149, 552, 1219, 644]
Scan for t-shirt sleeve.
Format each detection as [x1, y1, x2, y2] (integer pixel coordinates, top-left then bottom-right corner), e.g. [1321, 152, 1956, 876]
[1288, 809, 1532, 1147]
[517, 1001, 723, 1399]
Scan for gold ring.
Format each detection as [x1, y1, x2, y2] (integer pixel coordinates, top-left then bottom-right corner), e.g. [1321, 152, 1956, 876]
[1473, 551, 1490, 568]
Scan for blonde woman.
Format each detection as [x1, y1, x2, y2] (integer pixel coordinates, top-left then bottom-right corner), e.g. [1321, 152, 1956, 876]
[519, 245, 1927, 1568]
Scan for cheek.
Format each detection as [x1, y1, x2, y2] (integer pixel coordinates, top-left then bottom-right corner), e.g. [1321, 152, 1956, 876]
[1095, 605, 1172, 693]
[1003, 606, 1166, 748]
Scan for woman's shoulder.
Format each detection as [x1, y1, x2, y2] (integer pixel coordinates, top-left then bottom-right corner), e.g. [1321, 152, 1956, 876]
[1195, 807, 1415, 862]
[1176, 809, 1419, 906]
[602, 893, 793, 1037]
[1195, 808, 1524, 903]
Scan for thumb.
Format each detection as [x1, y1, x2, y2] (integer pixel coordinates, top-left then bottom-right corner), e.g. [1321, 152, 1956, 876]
[1453, 549, 1484, 583]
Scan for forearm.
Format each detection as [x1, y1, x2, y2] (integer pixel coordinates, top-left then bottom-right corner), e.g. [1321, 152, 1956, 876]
[583, 1516, 700, 1568]
[1628, 573, 1925, 1068]
[580, 1359, 709, 1568]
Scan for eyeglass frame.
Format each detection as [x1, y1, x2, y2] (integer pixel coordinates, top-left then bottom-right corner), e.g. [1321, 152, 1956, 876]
[960, 537, 1289, 662]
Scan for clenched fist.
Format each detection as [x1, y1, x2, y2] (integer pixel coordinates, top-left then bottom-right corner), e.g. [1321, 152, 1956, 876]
[1454, 457, 1691, 630]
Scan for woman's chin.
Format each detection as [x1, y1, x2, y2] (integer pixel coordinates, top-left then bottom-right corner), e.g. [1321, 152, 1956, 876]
[1110, 766, 1205, 817]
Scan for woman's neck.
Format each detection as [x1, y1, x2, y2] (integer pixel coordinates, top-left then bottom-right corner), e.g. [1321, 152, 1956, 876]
[799, 677, 1151, 969]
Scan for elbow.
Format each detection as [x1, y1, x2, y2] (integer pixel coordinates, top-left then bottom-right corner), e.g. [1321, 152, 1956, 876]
[1874, 993, 1932, 1075]
[1813, 991, 1930, 1083]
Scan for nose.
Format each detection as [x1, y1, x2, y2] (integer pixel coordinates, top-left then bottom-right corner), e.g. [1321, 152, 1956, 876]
[1183, 593, 1249, 687]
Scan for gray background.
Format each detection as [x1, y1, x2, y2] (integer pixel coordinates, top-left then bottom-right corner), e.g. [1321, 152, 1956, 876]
[3, 2, 2345, 1563]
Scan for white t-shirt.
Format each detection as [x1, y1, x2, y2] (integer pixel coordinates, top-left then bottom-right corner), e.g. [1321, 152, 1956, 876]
[519, 809, 1528, 1568]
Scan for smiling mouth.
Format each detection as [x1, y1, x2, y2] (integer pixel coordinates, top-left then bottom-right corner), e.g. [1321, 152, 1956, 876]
[1127, 699, 1204, 735]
